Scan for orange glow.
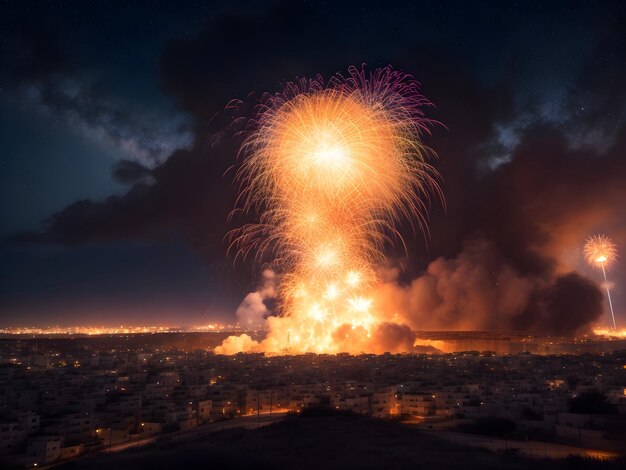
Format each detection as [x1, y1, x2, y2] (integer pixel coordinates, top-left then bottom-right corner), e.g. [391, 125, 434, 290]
[594, 328, 626, 338]
[0, 324, 237, 336]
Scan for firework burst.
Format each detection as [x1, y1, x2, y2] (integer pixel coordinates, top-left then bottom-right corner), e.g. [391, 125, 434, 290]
[584, 235, 618, 330]
[222, 66, 441, 354]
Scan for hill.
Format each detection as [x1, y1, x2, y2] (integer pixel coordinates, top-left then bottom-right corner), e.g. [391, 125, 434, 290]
[59, 412, 624, 469]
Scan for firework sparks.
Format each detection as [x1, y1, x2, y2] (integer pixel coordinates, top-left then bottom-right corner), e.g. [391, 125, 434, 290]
[584, 235, 618, 330]
[219, 66, 440, 354]
[584, 235, 617, 268]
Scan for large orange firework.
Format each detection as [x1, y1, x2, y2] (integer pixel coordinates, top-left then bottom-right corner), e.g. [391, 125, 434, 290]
[584, 234, 618, 330]
[221, 66, 440, 354]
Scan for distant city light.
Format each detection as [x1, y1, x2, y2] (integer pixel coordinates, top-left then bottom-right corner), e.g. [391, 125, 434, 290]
[0, 323, 244, 336]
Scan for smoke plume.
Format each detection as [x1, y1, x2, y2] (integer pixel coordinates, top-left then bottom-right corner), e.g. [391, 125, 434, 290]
[374, 239, 603, 335]
[234, 269, 276, 329]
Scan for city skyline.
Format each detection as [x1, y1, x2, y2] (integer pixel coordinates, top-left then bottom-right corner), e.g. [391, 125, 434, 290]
[1, 333, 625, 468]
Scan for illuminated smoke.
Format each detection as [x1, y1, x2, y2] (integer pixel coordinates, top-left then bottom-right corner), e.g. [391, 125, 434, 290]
[234, 269, 276, 329]
[374, 238, 603, 335]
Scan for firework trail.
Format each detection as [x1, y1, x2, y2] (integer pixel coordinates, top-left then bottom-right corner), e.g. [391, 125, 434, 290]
[218, 66, 441, 354]
[584, 235, 618, 329]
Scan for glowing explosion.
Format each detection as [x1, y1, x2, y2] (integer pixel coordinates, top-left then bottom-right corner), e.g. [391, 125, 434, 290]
[217, 66, 440, 354]
[584, 235, 618, 330]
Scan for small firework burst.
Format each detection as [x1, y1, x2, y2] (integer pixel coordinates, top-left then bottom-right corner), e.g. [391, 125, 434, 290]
[584, 235, 617, 268]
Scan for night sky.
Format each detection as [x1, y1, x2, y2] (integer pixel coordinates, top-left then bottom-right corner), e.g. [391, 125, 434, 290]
[1, 0, 624, 329]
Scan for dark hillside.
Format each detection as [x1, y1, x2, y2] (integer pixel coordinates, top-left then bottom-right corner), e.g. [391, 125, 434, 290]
[58, 413, 624, 470]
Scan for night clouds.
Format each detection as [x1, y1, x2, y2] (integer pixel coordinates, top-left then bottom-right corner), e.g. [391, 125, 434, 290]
[1, 1, 624, 329]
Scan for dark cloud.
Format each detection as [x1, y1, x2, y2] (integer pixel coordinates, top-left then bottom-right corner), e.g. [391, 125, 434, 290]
[376, 239, 603, 336]
[0, 10, 190, 165]
[480, 6, 626, 166]
[541, 273, 604, 335]
[564, 4, 626, 145]
[386, 115, 626, 335]
[474, 124, 626, 277]
[159, 2, 336, 118]
[10, 3, 494, 258]
[0, 24, 74, 86]
[8, 130, 239, 260]
[31, 78, 191, 164]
